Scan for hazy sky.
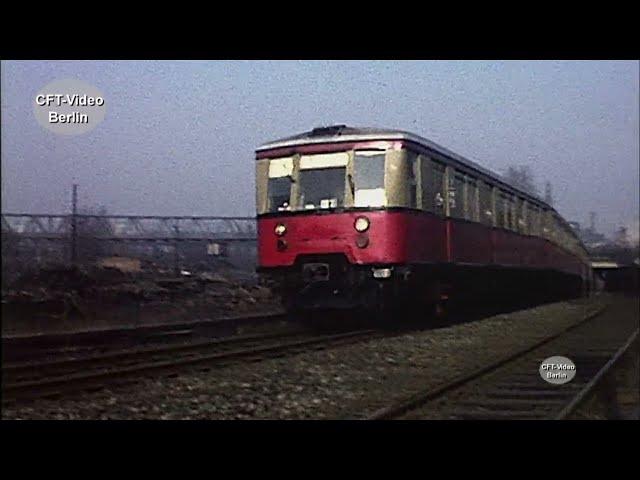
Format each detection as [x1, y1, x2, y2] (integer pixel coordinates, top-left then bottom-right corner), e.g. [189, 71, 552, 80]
[1, 60, 638, 238]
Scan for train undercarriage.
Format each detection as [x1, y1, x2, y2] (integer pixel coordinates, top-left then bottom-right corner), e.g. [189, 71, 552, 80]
[259, 254, 589, 325]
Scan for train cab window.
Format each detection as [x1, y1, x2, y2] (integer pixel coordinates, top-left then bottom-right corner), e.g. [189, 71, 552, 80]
[299, 167, 345, 209]
[267, 157, 293, 212]
[298, 153, 348, 210]
[421, 159, 445, 214]
[450, 174, 465, 218]
[267, 177, 292, 212]
[479, 182, 493, 226]
[353, 151, 386, 207]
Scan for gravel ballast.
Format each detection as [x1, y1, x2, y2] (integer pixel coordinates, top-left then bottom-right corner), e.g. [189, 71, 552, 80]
[2, 296, 613, 420]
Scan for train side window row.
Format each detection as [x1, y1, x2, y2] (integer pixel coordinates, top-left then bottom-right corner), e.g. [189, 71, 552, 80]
[409, 153, 582, 256]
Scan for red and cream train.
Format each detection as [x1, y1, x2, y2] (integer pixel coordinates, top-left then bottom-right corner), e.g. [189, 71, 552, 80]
[255, 126, 592, 316]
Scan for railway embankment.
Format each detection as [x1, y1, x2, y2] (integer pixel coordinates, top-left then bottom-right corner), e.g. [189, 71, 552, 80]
[1, 264, 282, 337]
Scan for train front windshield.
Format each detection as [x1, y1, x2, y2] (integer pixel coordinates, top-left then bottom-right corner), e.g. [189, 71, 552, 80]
[352, 151, 385, 207]
[264, 151, 388, 213]
[299, 167, 345, 209]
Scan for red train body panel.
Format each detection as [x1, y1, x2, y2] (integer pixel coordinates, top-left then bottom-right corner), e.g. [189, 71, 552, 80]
[258, 210, 584, 276]
[259, 211, 411, 267]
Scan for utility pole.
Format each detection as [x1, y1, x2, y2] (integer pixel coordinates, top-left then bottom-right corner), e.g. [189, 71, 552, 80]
[71, 184, 78, 265]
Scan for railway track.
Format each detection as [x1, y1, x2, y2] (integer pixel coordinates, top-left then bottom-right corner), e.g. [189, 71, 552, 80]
[368, 298, 639, 420]
[1, 312, 286, 363]
[2, 327, 382, 404]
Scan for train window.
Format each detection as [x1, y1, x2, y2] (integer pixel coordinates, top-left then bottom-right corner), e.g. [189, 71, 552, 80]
[552, 215, 561, 244]
[408, 155, 418, 208]
[466, 177, 479, 221]
[558, 219, 564, 245]
[535, 206, 542, 236]
[498, 192, 516, 230]
[498, 192, 510, 229]
[450, 174, 465, 218]
[529, 205, 539, 236]
[479, 182, 493, 226]
[537, 206, 544, 236]
[496, 192, 504, 228]
[298, 167, 346, 210]
[517, 198, 527, 234]
[542, 210, 551, 240]
[267, 157, 294, 212]
[421, 159, 445, 214]
[267, 176, 292, 212]
[268, 157, 293, 178]
[527, 204, 535, 235]
[354, 152, 385, 189]
[561, 222, 568, 247]
[508, 195, 517, 231]
[353, 151, 386, 207]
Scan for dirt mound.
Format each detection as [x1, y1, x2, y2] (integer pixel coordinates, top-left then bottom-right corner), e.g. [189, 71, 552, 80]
[11, 265, 94, 291]
[2, 263, 281, 336]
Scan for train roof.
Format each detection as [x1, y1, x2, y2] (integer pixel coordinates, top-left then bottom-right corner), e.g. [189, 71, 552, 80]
[257, 125, 547, 202]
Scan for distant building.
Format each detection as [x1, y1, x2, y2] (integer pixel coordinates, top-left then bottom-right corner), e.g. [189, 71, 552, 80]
[614, 226, 630, 248]
[570, 220, 608, 250]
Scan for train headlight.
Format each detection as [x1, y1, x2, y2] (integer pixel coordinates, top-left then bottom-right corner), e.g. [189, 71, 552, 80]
[274, 223, 287, 236]
[354, 216, 370, 233]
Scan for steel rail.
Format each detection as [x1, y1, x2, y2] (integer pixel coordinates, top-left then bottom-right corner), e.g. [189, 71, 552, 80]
[2, 329, 380, 403]
[2, 329, 309, 380]
[2, 312, 286, 354]
[555, 328, 639, 419]
[366, 305, 609, 420]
